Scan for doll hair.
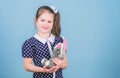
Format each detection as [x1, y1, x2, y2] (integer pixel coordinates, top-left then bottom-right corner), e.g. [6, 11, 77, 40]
[35, 6, 61, 37]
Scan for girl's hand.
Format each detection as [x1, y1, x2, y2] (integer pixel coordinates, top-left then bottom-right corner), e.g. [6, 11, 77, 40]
[43, 66, 59, 73]
[52, 58, 62, 68]
[52, 65, 60, 72]
[43, 66, 54, 73]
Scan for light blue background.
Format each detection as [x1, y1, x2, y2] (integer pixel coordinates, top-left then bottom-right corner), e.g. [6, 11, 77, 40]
[0, 0, 120, 78]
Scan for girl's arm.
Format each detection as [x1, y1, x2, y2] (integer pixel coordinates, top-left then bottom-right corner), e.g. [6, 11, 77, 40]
[24, 58, 56, 73]
[24, 58, 43, 72]
[52, 53, 68, 69]
[59, 53, 68, 69]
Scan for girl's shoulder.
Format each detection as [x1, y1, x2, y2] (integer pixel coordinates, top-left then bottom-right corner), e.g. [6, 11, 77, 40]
[24, 37, 34, 42]
[54, 36, 63, 43]
[55, 36, 67, 42]
[22, 37, 36, 45]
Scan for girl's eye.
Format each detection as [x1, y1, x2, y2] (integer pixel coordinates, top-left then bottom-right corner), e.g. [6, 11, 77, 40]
[41, 19, 45, 22]
[48, 21, 52, 23]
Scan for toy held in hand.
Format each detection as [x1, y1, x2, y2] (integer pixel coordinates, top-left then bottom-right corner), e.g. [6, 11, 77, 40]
[41, 42, 67, 68]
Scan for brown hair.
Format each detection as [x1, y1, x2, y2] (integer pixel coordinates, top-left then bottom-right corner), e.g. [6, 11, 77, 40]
[35, 6, 61, 37]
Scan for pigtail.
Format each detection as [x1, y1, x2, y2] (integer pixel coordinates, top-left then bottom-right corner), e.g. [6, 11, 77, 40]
[51, 12, 61, 37]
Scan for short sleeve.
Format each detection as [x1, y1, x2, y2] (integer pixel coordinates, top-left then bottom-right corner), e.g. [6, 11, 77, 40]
[22, 40, 34, 58]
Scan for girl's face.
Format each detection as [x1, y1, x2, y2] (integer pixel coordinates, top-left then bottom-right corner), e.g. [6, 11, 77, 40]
[35, 12, 54, 35]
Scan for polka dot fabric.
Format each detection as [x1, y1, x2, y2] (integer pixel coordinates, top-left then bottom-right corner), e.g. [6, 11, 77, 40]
[22, 36, 63, 78]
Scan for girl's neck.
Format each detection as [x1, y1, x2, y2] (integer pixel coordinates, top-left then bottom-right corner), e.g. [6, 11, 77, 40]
[37, 32, 50, 39]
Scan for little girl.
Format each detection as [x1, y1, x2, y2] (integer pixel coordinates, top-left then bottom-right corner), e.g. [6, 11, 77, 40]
[22, 6, 68, 78]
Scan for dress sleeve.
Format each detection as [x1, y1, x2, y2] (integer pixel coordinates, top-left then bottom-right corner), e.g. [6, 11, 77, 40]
[22, 40, 34, 58]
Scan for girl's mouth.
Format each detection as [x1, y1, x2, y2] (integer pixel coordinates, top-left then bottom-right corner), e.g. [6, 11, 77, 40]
[42, 26, 48, 30]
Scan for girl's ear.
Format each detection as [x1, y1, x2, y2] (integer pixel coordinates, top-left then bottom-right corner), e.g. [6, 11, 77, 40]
[34, 18, 37, 23]
[34, 18, 37, 28]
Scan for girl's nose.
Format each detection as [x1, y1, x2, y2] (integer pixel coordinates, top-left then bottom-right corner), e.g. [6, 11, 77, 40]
[43, 21, 48, 26]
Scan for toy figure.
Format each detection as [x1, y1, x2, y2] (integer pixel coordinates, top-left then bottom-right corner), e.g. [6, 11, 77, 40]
[41, 42, 67, 68]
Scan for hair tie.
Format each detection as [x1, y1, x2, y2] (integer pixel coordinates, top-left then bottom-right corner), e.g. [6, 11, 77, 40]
[50, 6, 58, 14]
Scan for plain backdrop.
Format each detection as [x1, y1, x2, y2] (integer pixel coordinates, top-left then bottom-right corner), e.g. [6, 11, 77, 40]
[0, 0, 120, 78]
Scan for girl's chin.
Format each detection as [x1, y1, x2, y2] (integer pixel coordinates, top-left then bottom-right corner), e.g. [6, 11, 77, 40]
[41, 31, 50, 34]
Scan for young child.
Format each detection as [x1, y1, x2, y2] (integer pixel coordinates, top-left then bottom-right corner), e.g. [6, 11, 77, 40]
[22, 6, 68, 78]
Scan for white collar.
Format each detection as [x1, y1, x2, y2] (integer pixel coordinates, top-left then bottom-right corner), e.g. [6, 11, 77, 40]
[34, 34, 55, 44]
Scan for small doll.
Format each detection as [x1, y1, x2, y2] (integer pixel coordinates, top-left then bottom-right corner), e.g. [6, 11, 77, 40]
[41, 38, 68, 68]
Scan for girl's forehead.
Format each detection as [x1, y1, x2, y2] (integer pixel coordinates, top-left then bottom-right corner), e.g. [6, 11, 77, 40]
[42, 12, 53, 15]
[39, 12, 54, 18]
[36, 13, 54, 21]
[40, 10, 53, 15]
